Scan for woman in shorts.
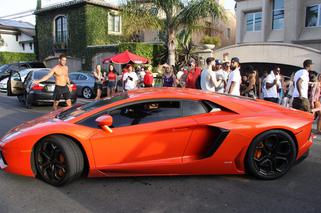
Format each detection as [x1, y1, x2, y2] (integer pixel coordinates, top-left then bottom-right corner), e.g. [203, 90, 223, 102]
[93, 64, 103, 100]
[106, 64, 117, 97]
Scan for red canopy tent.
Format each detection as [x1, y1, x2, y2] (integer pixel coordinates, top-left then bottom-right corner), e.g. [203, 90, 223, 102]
[102, 50, 149, 64]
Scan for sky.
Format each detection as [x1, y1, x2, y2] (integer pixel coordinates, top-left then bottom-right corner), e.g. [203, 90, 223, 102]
[0, 0, 236, 25]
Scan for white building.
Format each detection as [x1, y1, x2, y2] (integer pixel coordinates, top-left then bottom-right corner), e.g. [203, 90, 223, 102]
[213, 0, 321, 74]
[0, 19, 35, 54]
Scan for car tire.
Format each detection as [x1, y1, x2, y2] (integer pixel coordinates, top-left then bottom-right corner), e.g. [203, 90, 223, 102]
[82, 87, 92, 99]
[71, 96, 77, 104]
[17, 95, 24, 104]
[245, 130, 296, 180]
[34, 135, 84, 186]
[25, 93, 32, 109]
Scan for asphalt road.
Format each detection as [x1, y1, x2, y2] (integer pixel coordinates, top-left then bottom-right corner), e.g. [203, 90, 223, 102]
[0, 93, 321, 213]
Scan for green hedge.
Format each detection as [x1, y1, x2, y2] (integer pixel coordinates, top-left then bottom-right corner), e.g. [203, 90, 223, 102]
[119, 42, 165, 66]
[0, 52, 36, 64]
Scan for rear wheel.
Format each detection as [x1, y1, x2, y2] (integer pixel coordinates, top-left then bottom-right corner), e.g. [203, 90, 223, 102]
[17, 95, 24, 104]
[34, 135, 84, 186]
[246, 130, 296, 180]
[82, 87, 92, 99]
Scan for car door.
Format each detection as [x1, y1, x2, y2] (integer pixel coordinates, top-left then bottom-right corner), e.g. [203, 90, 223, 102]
[88, 100, 197, 174]
[77, 73, 93, 89]
[7, 71, 25, 96]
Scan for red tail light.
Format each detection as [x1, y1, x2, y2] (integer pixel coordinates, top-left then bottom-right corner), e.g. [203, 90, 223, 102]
[71, 84, 77, 91]
[32, 84, 44, 91]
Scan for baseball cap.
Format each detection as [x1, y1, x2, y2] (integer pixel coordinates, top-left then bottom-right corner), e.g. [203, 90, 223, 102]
[231, 57, 240, 63]
[215, 59, 222, 65]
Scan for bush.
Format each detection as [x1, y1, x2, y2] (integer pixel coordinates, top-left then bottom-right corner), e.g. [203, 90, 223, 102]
[0, 52, 36, 64]
[201, 36, 221, 46]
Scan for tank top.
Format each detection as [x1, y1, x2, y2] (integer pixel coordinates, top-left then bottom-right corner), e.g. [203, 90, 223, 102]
[163, 75, 174, 87]
[94, 71, 102, 84]
[108, 71, 117, 81]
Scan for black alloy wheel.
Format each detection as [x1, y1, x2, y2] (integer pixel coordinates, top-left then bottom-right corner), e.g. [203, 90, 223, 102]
[246, 130, 296, 180]
[34, 135, 84, 186]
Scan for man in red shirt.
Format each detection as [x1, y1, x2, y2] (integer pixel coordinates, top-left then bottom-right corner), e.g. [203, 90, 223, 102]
[185, 58, 202, 89]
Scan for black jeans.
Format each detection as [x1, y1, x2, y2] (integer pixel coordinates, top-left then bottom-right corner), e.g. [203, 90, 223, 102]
[264, 97, 279, 103]
[292, 97, 310, 112]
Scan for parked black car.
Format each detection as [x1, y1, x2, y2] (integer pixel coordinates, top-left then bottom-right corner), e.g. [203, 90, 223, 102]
[0, 62, 46, 81]
[7, 68, 77, 109]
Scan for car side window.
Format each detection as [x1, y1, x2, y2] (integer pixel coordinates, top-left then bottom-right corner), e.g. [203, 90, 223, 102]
[110, 101, 181, 128]
[78, 74, 87, 80]
[24, 72, 32, 83]
[69, 74, 79, 81]
[12, 72, 21, 81]
[182, 100, 208, 116]
[78, 100, 182, 129]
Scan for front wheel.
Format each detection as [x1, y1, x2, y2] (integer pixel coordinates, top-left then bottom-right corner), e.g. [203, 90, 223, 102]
[34, 135, 84, 186]
[245, 130, 296, 180]
[25, 93, 32, 109]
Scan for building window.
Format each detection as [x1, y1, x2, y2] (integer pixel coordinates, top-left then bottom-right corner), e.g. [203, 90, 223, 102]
[272, 0, 284, 30]
[16, 35, 19, 41]
[205, 21, 212, 36]
[29, 43, 33, 50]
[108, 13, 121, 33]
[306, 4, 321, 27]
[22, 43, 25, 51]
[246, 12, 262, 32]
[55, 16, 68, 43]
[226, 28, 231, 39]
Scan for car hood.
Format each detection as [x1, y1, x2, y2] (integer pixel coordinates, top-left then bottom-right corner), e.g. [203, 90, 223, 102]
[0, 108, 66, 142]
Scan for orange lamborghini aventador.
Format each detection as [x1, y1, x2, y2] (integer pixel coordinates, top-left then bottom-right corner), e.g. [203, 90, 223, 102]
[0, 88, 313, 186]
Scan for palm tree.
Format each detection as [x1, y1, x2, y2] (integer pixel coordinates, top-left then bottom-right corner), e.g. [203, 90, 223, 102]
[121, 0, 225, 66]
[176, 28, 197, 68]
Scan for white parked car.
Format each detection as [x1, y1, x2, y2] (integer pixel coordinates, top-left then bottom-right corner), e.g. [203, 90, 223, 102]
[0, 68, 34, 94]
[0, 77, 8, 93]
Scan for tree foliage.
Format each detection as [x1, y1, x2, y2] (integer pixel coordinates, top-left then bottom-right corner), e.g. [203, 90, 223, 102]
[121, 0, 225, 65]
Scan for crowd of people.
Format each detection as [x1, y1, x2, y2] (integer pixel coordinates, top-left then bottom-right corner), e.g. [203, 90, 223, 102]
[32, 53, 318, 131]
[92, 57, 319, 130]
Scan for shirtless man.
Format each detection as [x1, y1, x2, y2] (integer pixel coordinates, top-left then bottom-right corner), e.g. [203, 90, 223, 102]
[33, 54, 72, 111]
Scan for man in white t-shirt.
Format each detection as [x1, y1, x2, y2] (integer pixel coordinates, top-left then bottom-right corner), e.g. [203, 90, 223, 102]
[214, 59, 225, 93]
[201, 57, 217, 92]
[123, 64, 138, 91]
[263, 66, 281, 103]
[292, 59, 313, 112]
[226, 57, 241, 96]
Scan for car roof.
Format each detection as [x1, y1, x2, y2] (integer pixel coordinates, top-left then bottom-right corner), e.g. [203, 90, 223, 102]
[21, 68, 50, 72]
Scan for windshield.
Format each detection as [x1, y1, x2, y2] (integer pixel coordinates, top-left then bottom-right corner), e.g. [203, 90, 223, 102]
[0, 65, 9, 73]
[57, 92, 129, 120]
[34, 70, 54, 81]
[28, 62, 46, 68]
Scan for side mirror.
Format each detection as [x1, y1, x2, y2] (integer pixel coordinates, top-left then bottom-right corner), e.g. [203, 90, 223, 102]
[95, 115, 113, 133]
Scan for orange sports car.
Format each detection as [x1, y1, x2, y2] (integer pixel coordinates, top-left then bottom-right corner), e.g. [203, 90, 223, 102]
[0, 88, 313, 186]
